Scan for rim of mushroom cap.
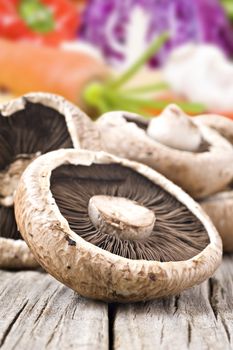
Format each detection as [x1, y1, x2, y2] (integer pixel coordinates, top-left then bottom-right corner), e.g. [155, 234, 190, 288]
[200, 189, 233, 253]
[195, 114, 233, 145]
[0, 92, 101, 150]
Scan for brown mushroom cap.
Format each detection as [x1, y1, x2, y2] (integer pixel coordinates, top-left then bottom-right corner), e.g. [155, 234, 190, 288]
[200, 191, 233, 253]
[96, 107, 233, 199]
[15, 149, 222, 302]
[0, 238, 37, 269]
[195, 114, 233, 252]
[195, 114, 233, 144]
[0, 93, 98, 269]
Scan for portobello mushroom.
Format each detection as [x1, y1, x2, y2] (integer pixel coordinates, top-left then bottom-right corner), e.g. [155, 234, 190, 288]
[195, 114, 233, 145]
[0, 93, 99, 269]
[15, 149, 222, 302]
[196, 114, 233, 252]
[200, 191, 233, 253]
[96, 105, 233, 199]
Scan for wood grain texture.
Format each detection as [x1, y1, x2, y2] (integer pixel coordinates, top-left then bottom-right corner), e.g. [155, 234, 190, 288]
[113, 255, 233, 350]
[0, 270, 108, 350]
[0, 256, 233, 350]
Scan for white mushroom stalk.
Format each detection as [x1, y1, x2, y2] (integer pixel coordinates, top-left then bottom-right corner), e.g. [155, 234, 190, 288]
[163, 43, 233, 112]
[147, 104, 202, 151]
[88, 195, 156, 240]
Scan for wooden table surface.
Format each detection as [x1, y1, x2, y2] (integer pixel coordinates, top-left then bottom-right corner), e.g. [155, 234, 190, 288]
[0, 255, 232, 350]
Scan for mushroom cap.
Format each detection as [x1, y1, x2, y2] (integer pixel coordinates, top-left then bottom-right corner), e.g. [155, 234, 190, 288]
[96, 107, 233, 199]
[196, 114, 233, 252]
[200, 191, 233, 253]
[195, 114, 233, 145]
[0, 92, 101, 151]
[15, 149, 222, 302]
[0, 238, 38, 269]
[0, 92, 99, 269]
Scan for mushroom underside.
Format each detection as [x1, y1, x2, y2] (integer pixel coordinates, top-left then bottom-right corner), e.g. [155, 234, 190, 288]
[0, 101, 73, 240]
[51, 163, 210, 262]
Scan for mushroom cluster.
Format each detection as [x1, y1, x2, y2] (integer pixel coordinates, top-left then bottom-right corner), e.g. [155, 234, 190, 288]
[15, 149, 222, 302]
[96, 105, 233, 199]
[0, 93, 99, 269]
[96, 106, 233, 252]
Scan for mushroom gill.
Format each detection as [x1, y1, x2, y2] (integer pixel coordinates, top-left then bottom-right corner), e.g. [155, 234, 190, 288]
[51, 163, 210, 262]
[0, 101, 73, 240]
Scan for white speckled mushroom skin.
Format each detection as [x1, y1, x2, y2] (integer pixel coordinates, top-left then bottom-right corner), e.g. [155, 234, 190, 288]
[0, 238, 38, 269]
[0, 93, 99, 269]
[96, 111, 233, 199]
[201, 191, 233, 253]
[195, 114, 233, 252]
[195, 114, 233, 145]
[15, 149, 222, 302]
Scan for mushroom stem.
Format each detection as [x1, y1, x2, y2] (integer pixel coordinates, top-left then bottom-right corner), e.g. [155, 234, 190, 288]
[88, 195, 156, 240]
[147, 104, 203, 152]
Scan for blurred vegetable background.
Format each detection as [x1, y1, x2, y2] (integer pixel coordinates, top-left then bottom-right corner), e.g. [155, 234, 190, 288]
[81, 0, 233, 67]
[0, 0, 233, 118]
[221, 0, 233, 21]
[0, 0, 79, 45]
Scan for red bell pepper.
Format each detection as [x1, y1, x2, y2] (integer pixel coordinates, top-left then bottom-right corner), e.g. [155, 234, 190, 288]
[0, 0, 79, 46]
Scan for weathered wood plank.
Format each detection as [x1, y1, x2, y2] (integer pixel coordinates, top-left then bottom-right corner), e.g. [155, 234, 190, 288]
[0, 256, 233, 350]
[113, 255, 233, 350]
[0, 270, 108, 350]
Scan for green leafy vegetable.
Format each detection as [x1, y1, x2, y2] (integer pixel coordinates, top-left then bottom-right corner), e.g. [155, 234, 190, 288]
[221, 0, 233, 20]
[19, 0, 55, 33]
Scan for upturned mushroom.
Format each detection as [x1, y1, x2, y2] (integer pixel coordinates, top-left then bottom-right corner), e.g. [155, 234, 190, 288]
[96, 105, 233, 199]
[0, 93, 99, 269]
[15, 149, 222, 302]
[195, 114, 233, 252]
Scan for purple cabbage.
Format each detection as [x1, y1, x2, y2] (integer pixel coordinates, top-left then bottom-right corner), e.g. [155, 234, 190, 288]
[80, 0, 233, 66]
